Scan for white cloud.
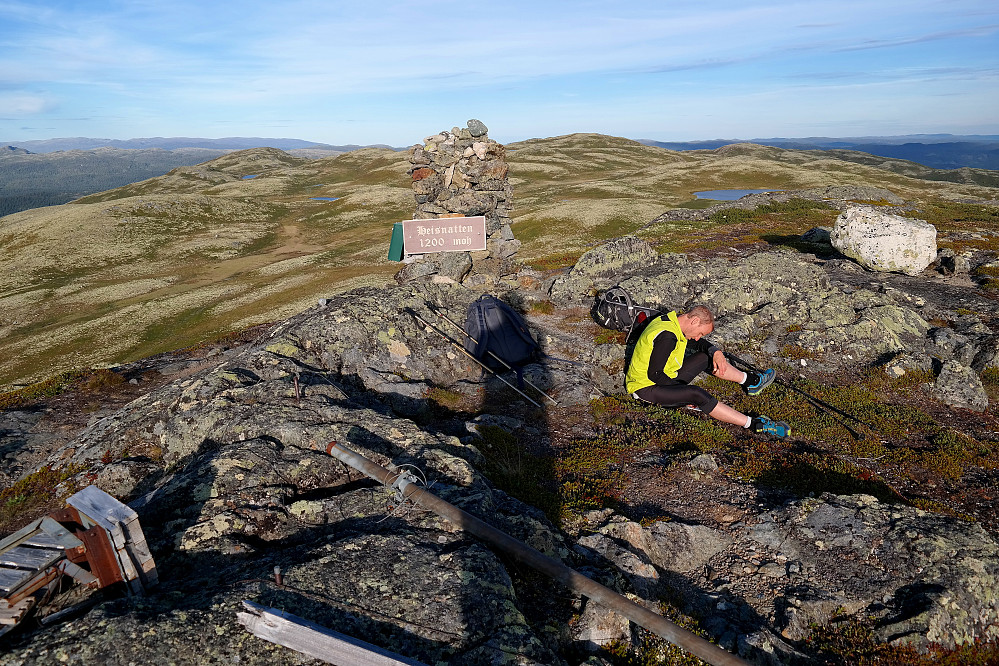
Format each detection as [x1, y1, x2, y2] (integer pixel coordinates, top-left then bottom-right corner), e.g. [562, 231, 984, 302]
[0, 93, 51, 115]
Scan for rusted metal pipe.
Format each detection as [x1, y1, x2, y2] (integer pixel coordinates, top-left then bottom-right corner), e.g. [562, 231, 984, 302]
[324, 442, 750, 666]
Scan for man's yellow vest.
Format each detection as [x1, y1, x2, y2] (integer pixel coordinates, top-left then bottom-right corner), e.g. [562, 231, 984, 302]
[625, 311, 686, 394]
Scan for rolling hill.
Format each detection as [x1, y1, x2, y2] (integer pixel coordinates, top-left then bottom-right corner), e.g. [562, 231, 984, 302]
[640, 135, 999, 170]
[1, 134, 997, 391]
[0, 138, 401, 217]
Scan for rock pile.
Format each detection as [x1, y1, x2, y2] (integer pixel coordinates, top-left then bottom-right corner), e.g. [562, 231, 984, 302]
[402, 120, 520, 284]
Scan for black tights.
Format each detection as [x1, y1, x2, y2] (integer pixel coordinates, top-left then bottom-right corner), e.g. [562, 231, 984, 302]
[632, 352, 719, 413]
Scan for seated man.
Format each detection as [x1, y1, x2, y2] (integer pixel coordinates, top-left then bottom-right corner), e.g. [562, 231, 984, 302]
[625, 305, 788, 438]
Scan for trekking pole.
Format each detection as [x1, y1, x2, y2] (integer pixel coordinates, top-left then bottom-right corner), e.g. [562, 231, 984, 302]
[721, 349, 874, 438]
[405, 308, 545, 410]
[425, 304, 559, 406]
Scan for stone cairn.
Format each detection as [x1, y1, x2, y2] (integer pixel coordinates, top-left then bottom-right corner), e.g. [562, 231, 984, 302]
[401, 119, 520, 284]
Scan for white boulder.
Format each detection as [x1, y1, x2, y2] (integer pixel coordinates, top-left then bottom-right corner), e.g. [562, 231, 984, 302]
[830, 206, 937, 275]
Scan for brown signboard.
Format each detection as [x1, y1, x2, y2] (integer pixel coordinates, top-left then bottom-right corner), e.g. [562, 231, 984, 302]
[402, 216, 486, 254]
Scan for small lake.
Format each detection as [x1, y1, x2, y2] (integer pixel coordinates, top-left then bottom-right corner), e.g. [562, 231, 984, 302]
[310, 197, 340, 201]
[241, 175, 258, 180]
[693, 189, 779, 200]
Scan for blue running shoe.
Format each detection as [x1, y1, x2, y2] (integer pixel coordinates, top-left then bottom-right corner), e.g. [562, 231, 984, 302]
[744, 368, 776, 396]
[751, 416, 790, 439]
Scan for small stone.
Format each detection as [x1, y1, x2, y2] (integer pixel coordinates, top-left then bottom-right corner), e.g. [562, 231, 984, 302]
[760, 562, 786, 578]
[467, 119, 488, 137]
[688, 453, 719, 472]
[932, 360, 989, 411]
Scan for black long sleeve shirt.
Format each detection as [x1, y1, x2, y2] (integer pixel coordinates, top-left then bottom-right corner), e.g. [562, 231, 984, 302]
[646, 330, 719, 385]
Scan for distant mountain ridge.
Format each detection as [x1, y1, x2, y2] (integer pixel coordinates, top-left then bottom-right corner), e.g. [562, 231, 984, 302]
[639, 134, 999, 170]
[0, 146, 232, 216]
[4, 133, 998, 220]
[2, 136, 403, 153]
[0, 138, 401, 217]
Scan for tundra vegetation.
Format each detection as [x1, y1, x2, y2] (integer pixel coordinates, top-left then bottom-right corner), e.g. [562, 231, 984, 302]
[2, 135, 997, 392]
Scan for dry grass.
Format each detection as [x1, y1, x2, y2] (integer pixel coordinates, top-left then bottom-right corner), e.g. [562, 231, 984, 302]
[505, 135, 994, 261]
[0, 136, 993, 390]
[0, 146, 409, 389]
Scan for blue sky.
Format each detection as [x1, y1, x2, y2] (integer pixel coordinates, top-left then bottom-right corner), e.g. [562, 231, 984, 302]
[1, 0, 997, 146]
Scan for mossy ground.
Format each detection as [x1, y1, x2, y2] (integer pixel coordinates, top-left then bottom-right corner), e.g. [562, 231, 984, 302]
[0, 465, 90, 534]
[804, 613, 999, 666]
[472, 367, 999, 665]
[638, 199, 842, 255]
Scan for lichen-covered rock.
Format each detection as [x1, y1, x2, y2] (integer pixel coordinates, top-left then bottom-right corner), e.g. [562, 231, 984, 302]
[395, 251, 473, 285]
[802, 185, 905, 204]
[937, 248, 972, 274]
[831, 205, 937, 275]
[751, 494, 999, 650]
[549, 236, 665, 306]
[573, 492, 999, 663]
[932, 360, 990, 411]
[572, 601, 631, 652]
[554, 246, 935, 365]
[800, 226, 831, 244]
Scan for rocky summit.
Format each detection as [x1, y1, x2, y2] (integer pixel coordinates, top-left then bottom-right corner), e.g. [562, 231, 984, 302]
[2, 177, 999, 665]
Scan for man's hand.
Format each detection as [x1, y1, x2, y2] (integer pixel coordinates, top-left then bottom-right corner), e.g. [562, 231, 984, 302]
[712, 349, 732, 376]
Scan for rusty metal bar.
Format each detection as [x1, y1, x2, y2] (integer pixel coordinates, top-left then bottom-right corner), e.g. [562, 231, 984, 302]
[6, 569, 59, 606]
[75, 526, 124, 588]
[323, 442, 750, 666]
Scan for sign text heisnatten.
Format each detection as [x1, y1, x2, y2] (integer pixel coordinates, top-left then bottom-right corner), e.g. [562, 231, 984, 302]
[402, 216, 486, 254]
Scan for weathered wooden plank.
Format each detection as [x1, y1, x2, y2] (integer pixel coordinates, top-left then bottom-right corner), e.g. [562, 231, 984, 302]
[66, 486, 137, 533]
[237, 600, 428, 666]
[112, 542, 140, 587]
[0, 598, 35, 625]
[0, 546, 62, 570]
[0, 518, 44, 554]
[0, 567, 36, 594]
[121, 522, 157, 587]
[22, 533, 67, 549]
[27, 517, 84, 549]
[56, 559, 98, 586]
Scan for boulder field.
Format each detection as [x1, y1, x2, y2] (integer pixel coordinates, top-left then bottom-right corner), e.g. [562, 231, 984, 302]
[1, 229, 998, 665]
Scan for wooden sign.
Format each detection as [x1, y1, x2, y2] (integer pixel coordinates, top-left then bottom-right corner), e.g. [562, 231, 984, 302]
[401, 216, 486, 254]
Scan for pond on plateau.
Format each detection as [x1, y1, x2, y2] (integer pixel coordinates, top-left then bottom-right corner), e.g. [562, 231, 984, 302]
[693, 189, 779, 200]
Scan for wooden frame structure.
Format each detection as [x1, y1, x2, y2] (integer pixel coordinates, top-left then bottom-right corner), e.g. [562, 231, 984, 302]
[0, 486, 156, 636]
